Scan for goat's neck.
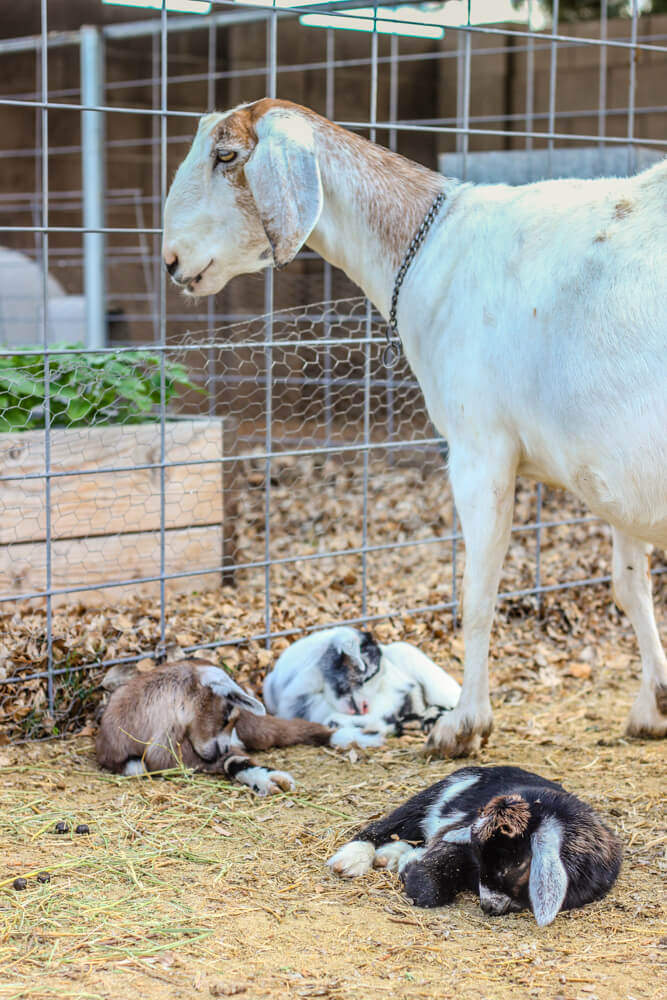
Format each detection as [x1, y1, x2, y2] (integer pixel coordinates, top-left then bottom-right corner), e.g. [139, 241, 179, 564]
[306, 125, 446, 320]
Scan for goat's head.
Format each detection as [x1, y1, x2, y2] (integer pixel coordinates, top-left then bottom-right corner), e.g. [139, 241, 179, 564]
[319, 627, 383, 715]
[471, 793, 568, 926]
[162, 100, 323, 296]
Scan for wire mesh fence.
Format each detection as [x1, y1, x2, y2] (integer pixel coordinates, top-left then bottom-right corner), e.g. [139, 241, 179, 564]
[0, 1, 665, 738]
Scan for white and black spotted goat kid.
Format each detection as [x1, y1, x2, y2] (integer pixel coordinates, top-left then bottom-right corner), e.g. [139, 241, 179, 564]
[263, 626, 460, 747]
[328, 766, 622, 926]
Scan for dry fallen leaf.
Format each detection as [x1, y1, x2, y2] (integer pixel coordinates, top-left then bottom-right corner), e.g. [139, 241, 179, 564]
[567, 661, 593, 680]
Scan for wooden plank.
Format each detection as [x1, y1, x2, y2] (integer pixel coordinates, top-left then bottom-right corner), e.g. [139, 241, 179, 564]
[0, 524, 223, 607]
[0, 419, 224, 544]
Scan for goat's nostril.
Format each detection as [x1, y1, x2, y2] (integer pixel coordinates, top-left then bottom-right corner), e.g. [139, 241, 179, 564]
[165, 255, 179, 276]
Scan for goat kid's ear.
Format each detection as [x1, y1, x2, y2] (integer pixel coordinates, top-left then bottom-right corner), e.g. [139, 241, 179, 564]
[472, 793, 531, 843]
[245, 111, 323, 269]
[529, 816, 568, 926]
[228, 688, 266, 716]
[199, 665, 266, 717]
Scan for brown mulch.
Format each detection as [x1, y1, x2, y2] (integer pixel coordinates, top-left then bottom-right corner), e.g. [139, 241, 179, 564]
[1, 453, 665, 739]
[0, 611, 666, 1000]
[1, 450, 666, 998]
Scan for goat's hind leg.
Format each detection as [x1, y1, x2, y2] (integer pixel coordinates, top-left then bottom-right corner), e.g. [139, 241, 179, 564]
[427, 438, 517, 757]
[209, 750, 295, 795]
[154, 735, 296, 794]
[612, 527, 667, 737]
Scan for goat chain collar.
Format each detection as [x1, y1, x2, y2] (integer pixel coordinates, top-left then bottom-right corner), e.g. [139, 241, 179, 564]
[384, 190, 447, 368]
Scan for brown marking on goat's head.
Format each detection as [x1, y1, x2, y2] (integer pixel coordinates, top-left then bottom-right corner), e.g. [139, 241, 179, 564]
[475, 794, 531, 842]
[239, 98, 443, 269]
[509, 855, 531, 898]
[209, 109, 259, 212]
[614, 198, 633, 220]
[211, 100, 289, 159]
[210, 98, 313, 181]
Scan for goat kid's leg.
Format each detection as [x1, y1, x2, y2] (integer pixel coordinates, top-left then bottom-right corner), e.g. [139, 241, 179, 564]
[205, 750, 296, 795]
[401, 840, 478, 909]
[426, 441, 517, 758]
[328, 782, 440, 877]
[227, 760, 296, 795]
[612, 527, 667, 738]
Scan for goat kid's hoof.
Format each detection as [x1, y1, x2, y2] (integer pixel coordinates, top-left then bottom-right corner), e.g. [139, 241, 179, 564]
[625, 682, 667, 739]
[373, 840, 418, 872]
[423, 711, 493, 759]
[266, 770, 296, 794]
[330, 727, 384, 749]
[327, 841, 375, 878]
[401, 860, 446, 909]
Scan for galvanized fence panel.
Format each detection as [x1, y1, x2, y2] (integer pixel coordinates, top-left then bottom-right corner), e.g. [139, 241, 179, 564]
[0, 1, 665, 735]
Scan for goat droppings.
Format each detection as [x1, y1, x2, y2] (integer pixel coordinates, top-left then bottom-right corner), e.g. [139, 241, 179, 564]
[13, 878, 27, 891]
[37, 872, 51, 884]
[54, 821, 70, 835]
[75, 824, 90, 835]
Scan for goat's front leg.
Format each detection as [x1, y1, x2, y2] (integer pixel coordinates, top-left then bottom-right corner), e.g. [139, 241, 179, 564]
[401, 840, 479, 909]
[327, 780, 443, 877]
[426, 440, 517, 758]
[612, 527, 667, 738]
[209, 750, 296, 795]
[182, 739, 296, 795]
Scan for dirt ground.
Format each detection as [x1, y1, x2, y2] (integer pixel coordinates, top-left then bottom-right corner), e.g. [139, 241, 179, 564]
[1, 593, 666, 1000]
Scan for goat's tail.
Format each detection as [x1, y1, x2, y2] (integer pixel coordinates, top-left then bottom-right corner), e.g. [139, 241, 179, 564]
[234, 708, 333, 751]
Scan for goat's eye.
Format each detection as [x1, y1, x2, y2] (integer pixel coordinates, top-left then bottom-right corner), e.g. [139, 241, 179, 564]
[215, 150, 237, 166]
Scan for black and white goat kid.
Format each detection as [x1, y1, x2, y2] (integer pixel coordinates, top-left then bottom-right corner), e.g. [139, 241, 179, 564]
[263, 627, 460, 747]
[328, 766, 622, 926]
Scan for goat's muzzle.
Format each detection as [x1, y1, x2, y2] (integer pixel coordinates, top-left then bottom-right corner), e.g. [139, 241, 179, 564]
[164, 253, 179, 276]
[166, 258, 214, 294]
[479, 885, 521, 916]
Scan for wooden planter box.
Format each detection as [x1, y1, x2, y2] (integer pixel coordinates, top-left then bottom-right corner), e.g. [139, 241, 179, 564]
[0, 418, 238, 606]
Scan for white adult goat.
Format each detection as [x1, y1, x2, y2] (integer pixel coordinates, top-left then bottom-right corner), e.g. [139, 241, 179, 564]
[163, 98, 667, 757]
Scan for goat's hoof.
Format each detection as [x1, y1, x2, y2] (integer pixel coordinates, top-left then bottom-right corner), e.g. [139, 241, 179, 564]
[373, 840, 417, 872]
[327, 841, 375, 878]
[423, 711, 493, 758]
[266, 770, 296, 794]
[625, 683, 667, 739]
[401, 859, 448, 909]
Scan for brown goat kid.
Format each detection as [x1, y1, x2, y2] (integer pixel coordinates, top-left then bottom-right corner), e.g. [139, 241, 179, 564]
[96, 659, 342, 795]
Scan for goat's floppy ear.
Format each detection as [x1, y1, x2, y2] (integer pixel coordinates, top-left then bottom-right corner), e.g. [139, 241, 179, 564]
[245, 111, 323, 269]
[199, 665, 266, 716]
[529, 816, 568, 926]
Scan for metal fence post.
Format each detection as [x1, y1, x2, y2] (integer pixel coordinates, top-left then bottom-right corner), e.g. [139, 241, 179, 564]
[264, 10, 278, 649]
[80, 25, 106, 349]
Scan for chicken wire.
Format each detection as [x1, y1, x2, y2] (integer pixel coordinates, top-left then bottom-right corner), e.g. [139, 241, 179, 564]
[0, 1, 666, 728]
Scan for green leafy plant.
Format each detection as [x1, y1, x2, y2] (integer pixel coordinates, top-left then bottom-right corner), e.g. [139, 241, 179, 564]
[0, 345, 201, 432]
